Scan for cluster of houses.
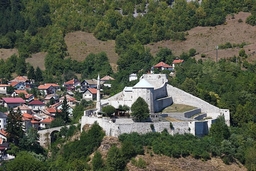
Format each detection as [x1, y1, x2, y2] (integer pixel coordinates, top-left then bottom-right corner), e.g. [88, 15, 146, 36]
[0, 75, 115, 134]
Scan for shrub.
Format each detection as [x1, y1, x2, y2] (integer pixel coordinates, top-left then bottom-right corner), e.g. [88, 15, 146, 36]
[201, 54, 206, 58]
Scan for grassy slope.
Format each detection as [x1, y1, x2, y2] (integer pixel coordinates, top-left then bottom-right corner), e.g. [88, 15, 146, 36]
[1, 12, 256, 70]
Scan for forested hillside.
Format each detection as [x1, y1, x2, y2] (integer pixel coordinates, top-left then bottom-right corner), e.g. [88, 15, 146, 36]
[1, 0, 256, 170]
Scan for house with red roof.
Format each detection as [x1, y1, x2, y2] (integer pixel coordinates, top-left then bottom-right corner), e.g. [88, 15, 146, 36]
[2, 97, 25, 108]
[101, 75, 115, 88]
[8, 76, 32, 90]
[59, 95, 77, 107]
[64, 78, 80, 91]
[172, 59, 184, 68]
[28, 100, 45, 112]
[0, 84, 8, 95]
[12, 90, 34, 102]
[38, 84, 56, 95]
[14, 105, 33, 114]
[40, 117, 54, 129]
[0, 129, 8, 141]
[153, 62, 173, 73]
[83, 88, 97, 101]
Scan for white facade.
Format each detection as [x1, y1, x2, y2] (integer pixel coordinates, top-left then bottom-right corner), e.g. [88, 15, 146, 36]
[0, 112, 7, 129]
[0, 85, 8, 95]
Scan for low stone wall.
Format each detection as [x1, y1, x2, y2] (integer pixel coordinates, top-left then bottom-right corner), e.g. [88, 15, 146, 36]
[184, 108, 201, 118]
[172, 121, 190, 134]
[194, 113, 207, 120]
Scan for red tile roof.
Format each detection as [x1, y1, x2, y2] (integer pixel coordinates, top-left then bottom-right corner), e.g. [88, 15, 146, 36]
[0, 129, 8, 137]
[46, 107, 61, 113]
[2, 97, 25, 104]
[9, 82, 19, 87]
[101, 75, 115, 81]
[23, 113, 33, 119]
[64, 79, 75, 85]
[88, 88, 97, 94]
[154, 62, 172, 68]
[44, 83, 59, 87]
[41, 117, 54, 123]
[11, 76, 28, 82]
[22, 117, 30, 121]
[38, 84, 52, 90]
[31, 120, 39, 124]
[172, 59, 184, 64]
[28, 100, 45, 105]
[14, 90, 28, 95]
[0, 84, 8, 87]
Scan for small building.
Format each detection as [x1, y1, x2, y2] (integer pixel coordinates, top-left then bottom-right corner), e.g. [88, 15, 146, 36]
[153, 61, 173, 72]
[0, 84, 8, 95]
[44, 94, 59, 104]
[172, 59, 184, 69]
[12, 90, 34, 102]
[81, 79, 98, 89]
[9, 76, 31, 89]
[83, 88, 97, 101]
[0, 129, 8, 141]
[129, 73, 137, 82]
[9, 82, 26, 90]
[40, 117, 54, 129]
[64, 78, 80, 91]
[38, 84, 55, 95]
[101, 75, 115, 88]
[28, 100, 45, 112]
[14, 105, 33, 114]
[0, 112, 7, 130]
[2, 97, 25, 108]
[59, 95, 77, 107]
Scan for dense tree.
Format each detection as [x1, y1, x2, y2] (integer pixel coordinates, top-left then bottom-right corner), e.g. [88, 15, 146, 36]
[209, 116, 230, 145]
[131, 97, 149, 122]
[61, 96, 71, 124]
[92, 151, 105, 171]
[102, 105, 116, 117]
[6, 108, 25, 146]
[106, 146, 126, 171]
[35, 67, 43, 83]
[27, 65, 36, 80]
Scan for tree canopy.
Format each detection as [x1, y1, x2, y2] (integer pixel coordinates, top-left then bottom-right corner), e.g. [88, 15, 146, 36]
[131, 97, 149, 122]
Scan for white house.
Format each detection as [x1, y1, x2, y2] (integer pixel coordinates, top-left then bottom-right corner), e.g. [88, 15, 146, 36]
[129, 73, 137, 82]
[0, 112, 7, 130]
[28, 100, 45, 112]
[0, 84, 8, 95]
[83, 88, 97, 101]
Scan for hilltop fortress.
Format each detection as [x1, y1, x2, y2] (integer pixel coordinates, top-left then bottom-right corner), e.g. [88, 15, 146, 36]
[81, 74, 230, 137]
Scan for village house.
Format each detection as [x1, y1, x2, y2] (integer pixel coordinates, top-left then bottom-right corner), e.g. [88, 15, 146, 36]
[101, 75, 115, 87]
[0, 112, 7, 130]
[2, 97, 25, 108]
[14, 105, 33, 114]
[152, 61, 173, 73]
[59, 95, 77, 107]
[22, 115, 32, 131]
[40, 117, 54, 129]
[28, 100, 45, 112]
[0, 84, 8, 95]
[0, 129, 7, 141]
[172, 59, 184, 69]
[12, 90, 34, 102]
[81, 79, 98, 90]
[64, 78, 80, 91]
[44, 94, 59, 104]
[83, 88, 97, 101]
[8, 76, 32, 90]
[129, 73, 138, 82]
[37, 83, 58, 96]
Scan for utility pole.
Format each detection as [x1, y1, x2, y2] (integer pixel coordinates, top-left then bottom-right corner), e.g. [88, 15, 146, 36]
[215, 45, 218, 62]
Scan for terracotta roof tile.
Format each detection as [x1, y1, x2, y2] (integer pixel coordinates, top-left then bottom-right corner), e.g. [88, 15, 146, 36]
[154, 62, 172, 68]
[23, 113, 33, 119]
[38, 84, 52, 90]
[0, 129, 8, 137]
[101, 75, 115, 81]
[41, 117, 54, 123]
[87, 88, 97, 94]
[172, 59, 184, 64]
[0, 84, 8, 87]
[11, 76, 28, 82]
[2, 97, 25, 104]
[28, 100, 45, 105]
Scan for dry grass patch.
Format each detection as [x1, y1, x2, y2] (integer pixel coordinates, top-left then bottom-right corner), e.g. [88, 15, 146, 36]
[26, 52, 47, 70]
[0, 48, 18, 60]
[146, 12, 256, 62]
[163, 104, 196, 113]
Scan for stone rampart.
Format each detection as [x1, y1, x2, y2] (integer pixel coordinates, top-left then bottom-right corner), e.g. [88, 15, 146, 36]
[184, 108, 201, 118]
[167, 85, 220, 114]
[154, 83, 168, 100]
[154, 97, 173, 112]
[172, 121, 190, 134]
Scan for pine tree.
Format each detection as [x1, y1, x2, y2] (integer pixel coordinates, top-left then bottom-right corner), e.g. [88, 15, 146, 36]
[131, 97, 149, 122]
[27, 66, 36, 80]
[35, 67, 43, 82]
[61, 96, 70, 124]
[6, 108, 25, 146]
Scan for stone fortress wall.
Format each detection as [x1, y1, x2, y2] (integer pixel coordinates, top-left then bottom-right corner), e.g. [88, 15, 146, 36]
[81, 74, 230, 137]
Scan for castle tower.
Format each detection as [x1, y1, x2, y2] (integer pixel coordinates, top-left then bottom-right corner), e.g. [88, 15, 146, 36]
[96, 74, 101, 112]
